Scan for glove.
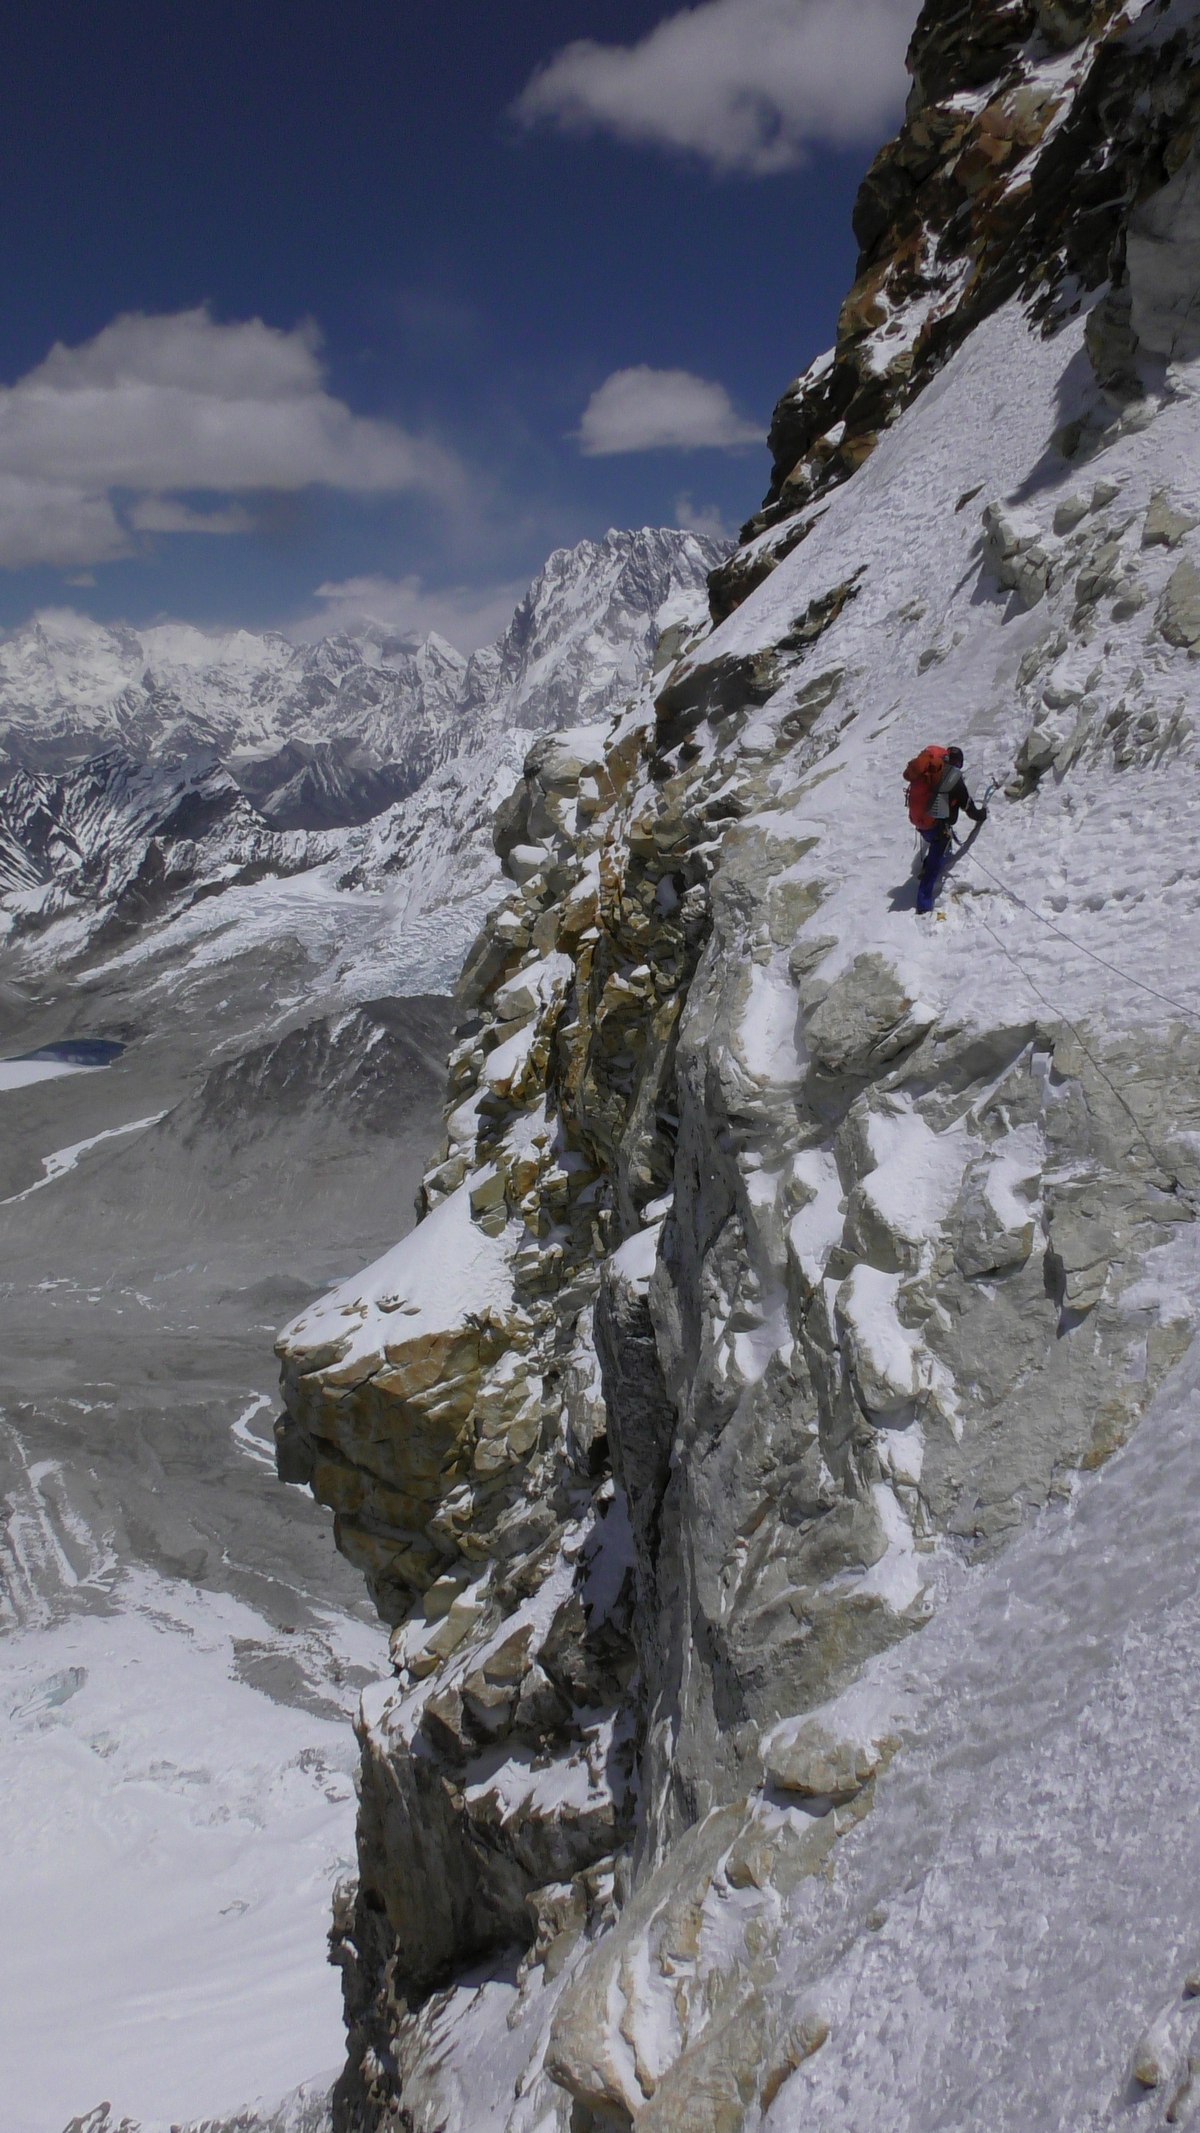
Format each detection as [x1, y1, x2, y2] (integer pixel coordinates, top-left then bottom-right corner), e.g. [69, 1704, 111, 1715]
[978, 807, 988, 823]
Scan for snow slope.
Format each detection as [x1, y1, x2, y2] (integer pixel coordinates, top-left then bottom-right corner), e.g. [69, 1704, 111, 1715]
[764, 1226, 1200, 2133]
[699, 295, 1200, 1040]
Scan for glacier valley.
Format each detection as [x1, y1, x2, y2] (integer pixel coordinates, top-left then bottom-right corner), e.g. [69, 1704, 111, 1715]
[0, 530, 720, 2132]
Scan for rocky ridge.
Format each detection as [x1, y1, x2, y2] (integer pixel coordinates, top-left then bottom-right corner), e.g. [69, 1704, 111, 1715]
[274, 2, 1200, 2127]
[710, 0, 1200, 620]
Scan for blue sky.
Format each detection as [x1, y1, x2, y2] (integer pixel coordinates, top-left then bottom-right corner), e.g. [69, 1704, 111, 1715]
[0, 0, 919, 647]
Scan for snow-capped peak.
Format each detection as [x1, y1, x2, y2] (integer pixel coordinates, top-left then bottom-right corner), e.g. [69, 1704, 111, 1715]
[0, 527, 725, 797]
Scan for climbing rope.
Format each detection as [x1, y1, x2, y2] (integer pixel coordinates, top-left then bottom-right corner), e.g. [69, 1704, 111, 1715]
[953, 835, 1200, 1026]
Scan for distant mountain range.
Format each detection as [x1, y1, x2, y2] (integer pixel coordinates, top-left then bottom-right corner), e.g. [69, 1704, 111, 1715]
[0, 527, 722, 985]
[0, 528, 723, 829]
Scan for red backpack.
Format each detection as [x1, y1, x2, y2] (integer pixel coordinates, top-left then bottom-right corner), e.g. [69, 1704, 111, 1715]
[904, 745, 950, 832]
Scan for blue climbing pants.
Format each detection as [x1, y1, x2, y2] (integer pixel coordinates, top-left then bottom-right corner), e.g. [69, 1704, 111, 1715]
[916, 825, 951, 914]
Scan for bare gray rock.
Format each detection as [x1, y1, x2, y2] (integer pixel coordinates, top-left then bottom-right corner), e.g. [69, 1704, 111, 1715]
[1158, 556, 1200, 648]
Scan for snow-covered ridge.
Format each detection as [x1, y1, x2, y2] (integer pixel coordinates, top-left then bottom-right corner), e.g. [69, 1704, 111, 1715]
[712, 0, 1190, 620]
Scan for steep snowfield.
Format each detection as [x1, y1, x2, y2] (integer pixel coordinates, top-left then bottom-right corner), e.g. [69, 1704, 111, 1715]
[765, 1230, 1200, 2133]
[271, 202, 1200, 2126]
[699, 294, 1200, 1038]
[646, 288, 1200, 2125]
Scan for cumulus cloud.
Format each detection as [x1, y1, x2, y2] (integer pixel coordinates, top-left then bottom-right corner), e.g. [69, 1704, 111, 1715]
[299, 572, 529, 653]
[0, 477, 128, 570]
[578, 366, 760, 455]
[514, 0, 919, 176]
[0, 306, 462, 571]
[674, 493, 735, 541]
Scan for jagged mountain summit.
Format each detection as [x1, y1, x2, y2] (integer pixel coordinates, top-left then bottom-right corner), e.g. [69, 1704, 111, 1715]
[0, 527, 720, 995]
[712, 0, 1200, 620]
[0, 528, 722, 829]
[270, 3, 1200, 2131]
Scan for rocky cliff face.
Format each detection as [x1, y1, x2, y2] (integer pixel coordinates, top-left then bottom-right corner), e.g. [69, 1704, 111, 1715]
[710, 0, 1200, 619]
[275, 5, 1200, 2127]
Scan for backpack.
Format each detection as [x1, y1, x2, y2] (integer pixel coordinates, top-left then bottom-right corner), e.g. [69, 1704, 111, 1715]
[904, 745, 950, 831]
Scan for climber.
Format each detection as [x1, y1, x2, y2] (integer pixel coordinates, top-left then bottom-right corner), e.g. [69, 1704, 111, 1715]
[903, 744, 988, 914]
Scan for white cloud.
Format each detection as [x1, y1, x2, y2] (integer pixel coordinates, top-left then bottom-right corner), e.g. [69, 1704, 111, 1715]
[514, 0, 919, 176]
[0, 476, 129, 570]
[0, 306, 463, 571]
[674, 493, 735, 542]
[298, 573, 529, 654]
[578, 366, 760, 455]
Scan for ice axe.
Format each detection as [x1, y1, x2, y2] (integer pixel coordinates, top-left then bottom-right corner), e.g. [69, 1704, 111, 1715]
[951, 776, 998, 854]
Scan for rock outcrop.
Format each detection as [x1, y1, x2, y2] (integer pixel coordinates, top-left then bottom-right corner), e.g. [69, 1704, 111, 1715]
[275, 3, 1200, 2126]
[710, 0, 1200, 621]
